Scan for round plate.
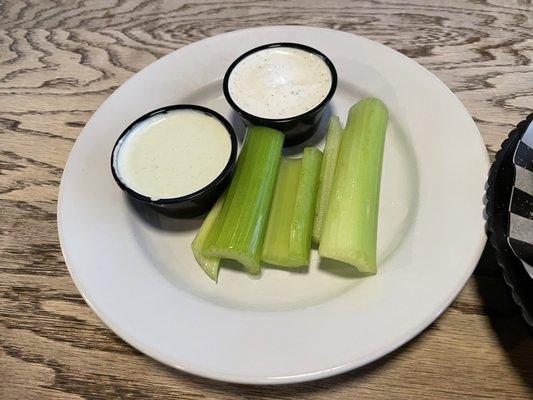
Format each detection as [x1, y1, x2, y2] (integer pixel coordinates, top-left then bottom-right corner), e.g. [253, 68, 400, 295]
[58, 26, 488, 384]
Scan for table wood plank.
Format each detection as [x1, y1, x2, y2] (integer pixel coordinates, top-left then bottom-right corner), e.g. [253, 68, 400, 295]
[1, 1, 532, 398]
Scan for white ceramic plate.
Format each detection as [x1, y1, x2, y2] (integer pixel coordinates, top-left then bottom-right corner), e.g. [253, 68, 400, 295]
[58, 26, 488, 384]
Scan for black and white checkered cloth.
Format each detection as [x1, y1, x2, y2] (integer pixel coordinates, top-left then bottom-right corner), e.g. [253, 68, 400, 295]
[508, 117, 533, 278]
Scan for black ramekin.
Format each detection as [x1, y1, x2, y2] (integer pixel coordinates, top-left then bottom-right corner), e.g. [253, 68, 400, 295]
[223, 42, 337, 147]
[110, 104, 238, 218]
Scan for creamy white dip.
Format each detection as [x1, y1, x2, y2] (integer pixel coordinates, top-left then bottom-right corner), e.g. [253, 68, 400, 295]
[228, 46, 332, 119]
[114, 109, 232, 200]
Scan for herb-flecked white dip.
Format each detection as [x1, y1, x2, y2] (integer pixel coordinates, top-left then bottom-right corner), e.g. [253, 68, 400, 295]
[114, 109, 231, 201]
[228, 47, 332, 120]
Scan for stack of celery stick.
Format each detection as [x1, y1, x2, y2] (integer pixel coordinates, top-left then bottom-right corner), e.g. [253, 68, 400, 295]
[192, 98, 388, 281]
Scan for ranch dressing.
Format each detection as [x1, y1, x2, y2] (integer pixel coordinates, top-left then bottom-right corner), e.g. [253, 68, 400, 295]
[115, 109, 231, 200]
[228, 47, 332, 119]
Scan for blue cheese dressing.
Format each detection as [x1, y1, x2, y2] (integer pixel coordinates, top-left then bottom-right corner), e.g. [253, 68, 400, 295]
[228, 46, 332, 119]
[114, 109, 232, 200]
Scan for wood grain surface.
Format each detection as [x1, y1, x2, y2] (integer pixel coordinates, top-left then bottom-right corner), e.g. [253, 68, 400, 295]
[1, 0, 532, 398]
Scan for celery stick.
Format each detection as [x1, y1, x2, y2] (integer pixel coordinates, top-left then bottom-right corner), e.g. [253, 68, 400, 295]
[262, 147, 322, 267]
[319, 98, 388, 273]
[290, 148, 322, 264]
[204, 126, 284, 275]
[261, 158, 301, 266]
[312, 116, 343, 244]
[191, 193, 225, 282]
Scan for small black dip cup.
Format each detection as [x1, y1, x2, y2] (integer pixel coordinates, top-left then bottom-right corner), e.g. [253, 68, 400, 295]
[110, 104, 238, 218]
[223, 42, 337, 147]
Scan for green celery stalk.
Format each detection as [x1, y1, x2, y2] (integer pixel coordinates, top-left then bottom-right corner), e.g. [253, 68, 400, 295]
[319, 98, 389, 273]
[191, 193, 225, 282]
[312, 116, 343, 244]
[290, 147, 322, 264]
[261, 158, 301, 266]
[262, 147, 322, 267]
[204, 126, 284, 275]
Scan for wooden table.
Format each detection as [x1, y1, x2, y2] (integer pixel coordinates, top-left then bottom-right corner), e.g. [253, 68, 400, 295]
[1, 1, 532, 398]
